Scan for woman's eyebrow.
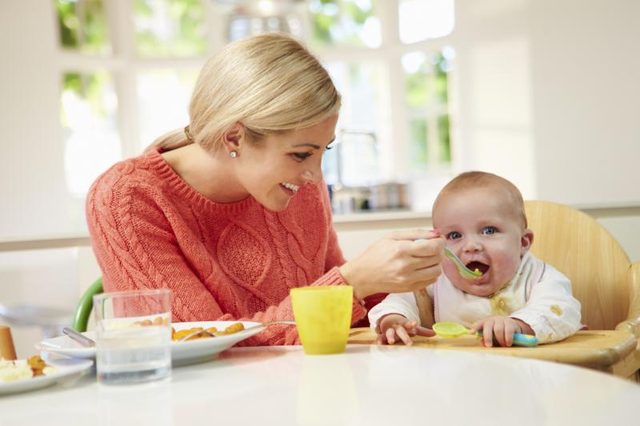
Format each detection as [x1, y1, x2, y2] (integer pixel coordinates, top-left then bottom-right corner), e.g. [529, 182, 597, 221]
[292, 143, 321, 149]
[292, 137, 336, 149]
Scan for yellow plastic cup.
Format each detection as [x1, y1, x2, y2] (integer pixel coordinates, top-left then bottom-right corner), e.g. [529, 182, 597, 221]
[290, 286, 353, 355]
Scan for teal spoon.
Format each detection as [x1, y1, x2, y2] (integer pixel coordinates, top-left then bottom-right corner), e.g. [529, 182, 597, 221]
[443, 247, 483, 279]
[432, 321, 539, 347]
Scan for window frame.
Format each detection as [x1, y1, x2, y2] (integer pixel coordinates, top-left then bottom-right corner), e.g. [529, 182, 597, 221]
[53, 0, 455, 206]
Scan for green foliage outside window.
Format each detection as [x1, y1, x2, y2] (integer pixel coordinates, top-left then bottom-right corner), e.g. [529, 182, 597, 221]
[133, 0, 206, 57]
[55, 0, 110, 54]
[405, 52, 449, 108]
[433, 53, 449, 104]
[410, 119, 428, 163]
[438, 114, 451, 162]
[405, 50, 452, 168]
[309, 0, 377, 47]
[61, 71, 113, 125]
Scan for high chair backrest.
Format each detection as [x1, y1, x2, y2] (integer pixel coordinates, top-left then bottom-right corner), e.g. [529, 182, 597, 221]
[524, 200, 640, 331]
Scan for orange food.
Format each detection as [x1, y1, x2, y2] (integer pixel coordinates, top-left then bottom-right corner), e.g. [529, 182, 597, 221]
[133, 316, 170, 327]
[171, 323, 245, 341]
[27, 355, 47, 377]
[217, 323, 245, 335]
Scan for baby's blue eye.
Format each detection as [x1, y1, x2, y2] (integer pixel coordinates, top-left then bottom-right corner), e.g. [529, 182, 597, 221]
[446, 231, 462, 240]
[482, 226, 497, 235]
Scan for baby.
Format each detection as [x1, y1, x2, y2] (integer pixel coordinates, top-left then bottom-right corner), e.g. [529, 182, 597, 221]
[368, 171, 582, 347]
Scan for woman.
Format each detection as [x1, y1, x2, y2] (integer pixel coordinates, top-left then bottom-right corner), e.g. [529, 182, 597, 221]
[86, 33, 443, 345]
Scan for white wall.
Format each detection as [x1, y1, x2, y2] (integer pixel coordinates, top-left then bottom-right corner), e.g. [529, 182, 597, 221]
[452, 0, 640, 205]
[530, 0, 640, 205]
[0, 1, 87, 240]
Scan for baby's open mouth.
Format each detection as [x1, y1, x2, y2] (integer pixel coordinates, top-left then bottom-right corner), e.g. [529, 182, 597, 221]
[466, 261, 489, 275]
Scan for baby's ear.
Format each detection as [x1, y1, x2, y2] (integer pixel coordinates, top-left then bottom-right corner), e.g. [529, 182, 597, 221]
[520, 229, 534, 256]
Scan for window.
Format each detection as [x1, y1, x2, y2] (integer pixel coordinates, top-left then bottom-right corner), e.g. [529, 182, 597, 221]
[403, 48, 454, 169]
[61, 71, 120, 196]
[309, 0, 456, 211]
[54, 0, 455, 212]
[133, 0, 207, 57]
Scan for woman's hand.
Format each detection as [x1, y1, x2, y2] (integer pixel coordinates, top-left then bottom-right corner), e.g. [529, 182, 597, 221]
[339, 229, 444, 299]
[376, 314, 435, 345]
[470, 316, 535, 347]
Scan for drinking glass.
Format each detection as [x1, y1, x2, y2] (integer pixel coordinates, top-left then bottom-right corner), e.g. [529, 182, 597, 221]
[93, 289, 172, 385]
[290, 286, 353, 355]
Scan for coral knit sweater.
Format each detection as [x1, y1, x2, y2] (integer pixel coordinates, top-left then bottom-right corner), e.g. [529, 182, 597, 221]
[86, 148, 366, 345]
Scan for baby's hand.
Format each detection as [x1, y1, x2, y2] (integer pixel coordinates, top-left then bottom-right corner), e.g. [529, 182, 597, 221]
[376, 314, 434, 345]
[471, 316, 532, 347]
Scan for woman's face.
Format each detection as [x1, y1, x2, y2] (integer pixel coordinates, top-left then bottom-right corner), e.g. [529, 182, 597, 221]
[433, 187, 533, 297]
[235, 114, 338, 212]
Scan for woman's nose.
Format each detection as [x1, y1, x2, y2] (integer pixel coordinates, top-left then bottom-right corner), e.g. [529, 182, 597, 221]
[302, 165, 322, 183]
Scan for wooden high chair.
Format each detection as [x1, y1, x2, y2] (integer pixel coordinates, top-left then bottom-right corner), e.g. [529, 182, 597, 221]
[524, 200, 640, 378]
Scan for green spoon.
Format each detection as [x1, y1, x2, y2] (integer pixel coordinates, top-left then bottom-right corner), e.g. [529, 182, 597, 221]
[432, 321, 539, 347]
[443, 247, 483, 279]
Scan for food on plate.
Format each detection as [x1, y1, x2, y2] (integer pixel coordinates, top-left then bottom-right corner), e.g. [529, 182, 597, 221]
[217, 322, 245, 335]
[133, 316, 170, 327]
[171, 322, 245, 341]
[27, 355, 49, 376]
[0, 355, 55, 383]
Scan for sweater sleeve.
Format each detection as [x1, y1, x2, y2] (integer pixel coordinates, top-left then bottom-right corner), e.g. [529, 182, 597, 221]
[510, 265, 582, 344]
[86, 173, 227, 323]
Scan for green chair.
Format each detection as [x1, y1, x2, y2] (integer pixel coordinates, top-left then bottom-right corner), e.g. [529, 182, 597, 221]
[72, 277, 103, 332]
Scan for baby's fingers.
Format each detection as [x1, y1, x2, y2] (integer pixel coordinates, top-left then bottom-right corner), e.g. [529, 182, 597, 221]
[482, 323, 495, 347]
[384, 328, 398, 345]
[395, 325, 414, 346]
[415, 326, 435, 337]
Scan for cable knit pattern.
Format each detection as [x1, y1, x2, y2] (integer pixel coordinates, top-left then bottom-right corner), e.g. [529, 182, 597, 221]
[86, 149, 366, 345]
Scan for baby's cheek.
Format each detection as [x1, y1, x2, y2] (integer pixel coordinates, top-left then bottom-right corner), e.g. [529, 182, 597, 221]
[441, 262, 459, 281]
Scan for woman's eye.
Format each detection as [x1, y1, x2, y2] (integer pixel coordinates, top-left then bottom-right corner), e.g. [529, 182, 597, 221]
[482, 226, 497, 235]
[446, 231, 461, 240]
[292, 152, 312, 161]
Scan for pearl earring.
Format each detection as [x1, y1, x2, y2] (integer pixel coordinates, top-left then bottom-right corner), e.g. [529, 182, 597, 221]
[229, 151, 238, 158]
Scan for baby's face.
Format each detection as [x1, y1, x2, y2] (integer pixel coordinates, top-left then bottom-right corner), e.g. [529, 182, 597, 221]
[433, 187, 532, 297]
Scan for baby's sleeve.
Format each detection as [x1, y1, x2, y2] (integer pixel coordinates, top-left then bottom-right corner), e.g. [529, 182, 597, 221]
[510, 265, 582, 343]
[367, 291, 423, 331]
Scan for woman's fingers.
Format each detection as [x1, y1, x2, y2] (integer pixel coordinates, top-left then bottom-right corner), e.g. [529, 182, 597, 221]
[410, 237, 445, 258]
[388, 228, 439, 241]
[397, 264, 442, 293]
[343, 231, 445, 297]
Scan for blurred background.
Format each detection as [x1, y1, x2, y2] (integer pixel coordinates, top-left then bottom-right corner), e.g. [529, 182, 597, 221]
[1, 0, 639, 357]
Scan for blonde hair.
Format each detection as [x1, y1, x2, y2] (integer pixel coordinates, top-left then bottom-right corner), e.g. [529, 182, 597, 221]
[434, 171, 528, 228]
[152, 33, 341, 152]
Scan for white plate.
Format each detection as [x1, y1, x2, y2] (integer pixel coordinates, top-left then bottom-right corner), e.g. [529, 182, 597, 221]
[39, 321, 266, 367]
[0, 358, 93, 396]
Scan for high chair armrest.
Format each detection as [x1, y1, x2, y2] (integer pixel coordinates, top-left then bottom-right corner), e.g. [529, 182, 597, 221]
[616, 317, 640, 338]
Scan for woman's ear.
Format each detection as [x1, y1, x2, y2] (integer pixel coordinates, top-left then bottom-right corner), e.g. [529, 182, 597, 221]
[520, 228, 534, 257]
[222, 122, 245, 151]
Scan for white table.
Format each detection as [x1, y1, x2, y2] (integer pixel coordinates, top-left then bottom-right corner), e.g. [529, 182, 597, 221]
[1, 345, 639, 426]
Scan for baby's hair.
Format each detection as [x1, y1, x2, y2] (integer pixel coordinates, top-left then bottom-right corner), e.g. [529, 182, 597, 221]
[434, 171, 528, 228]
